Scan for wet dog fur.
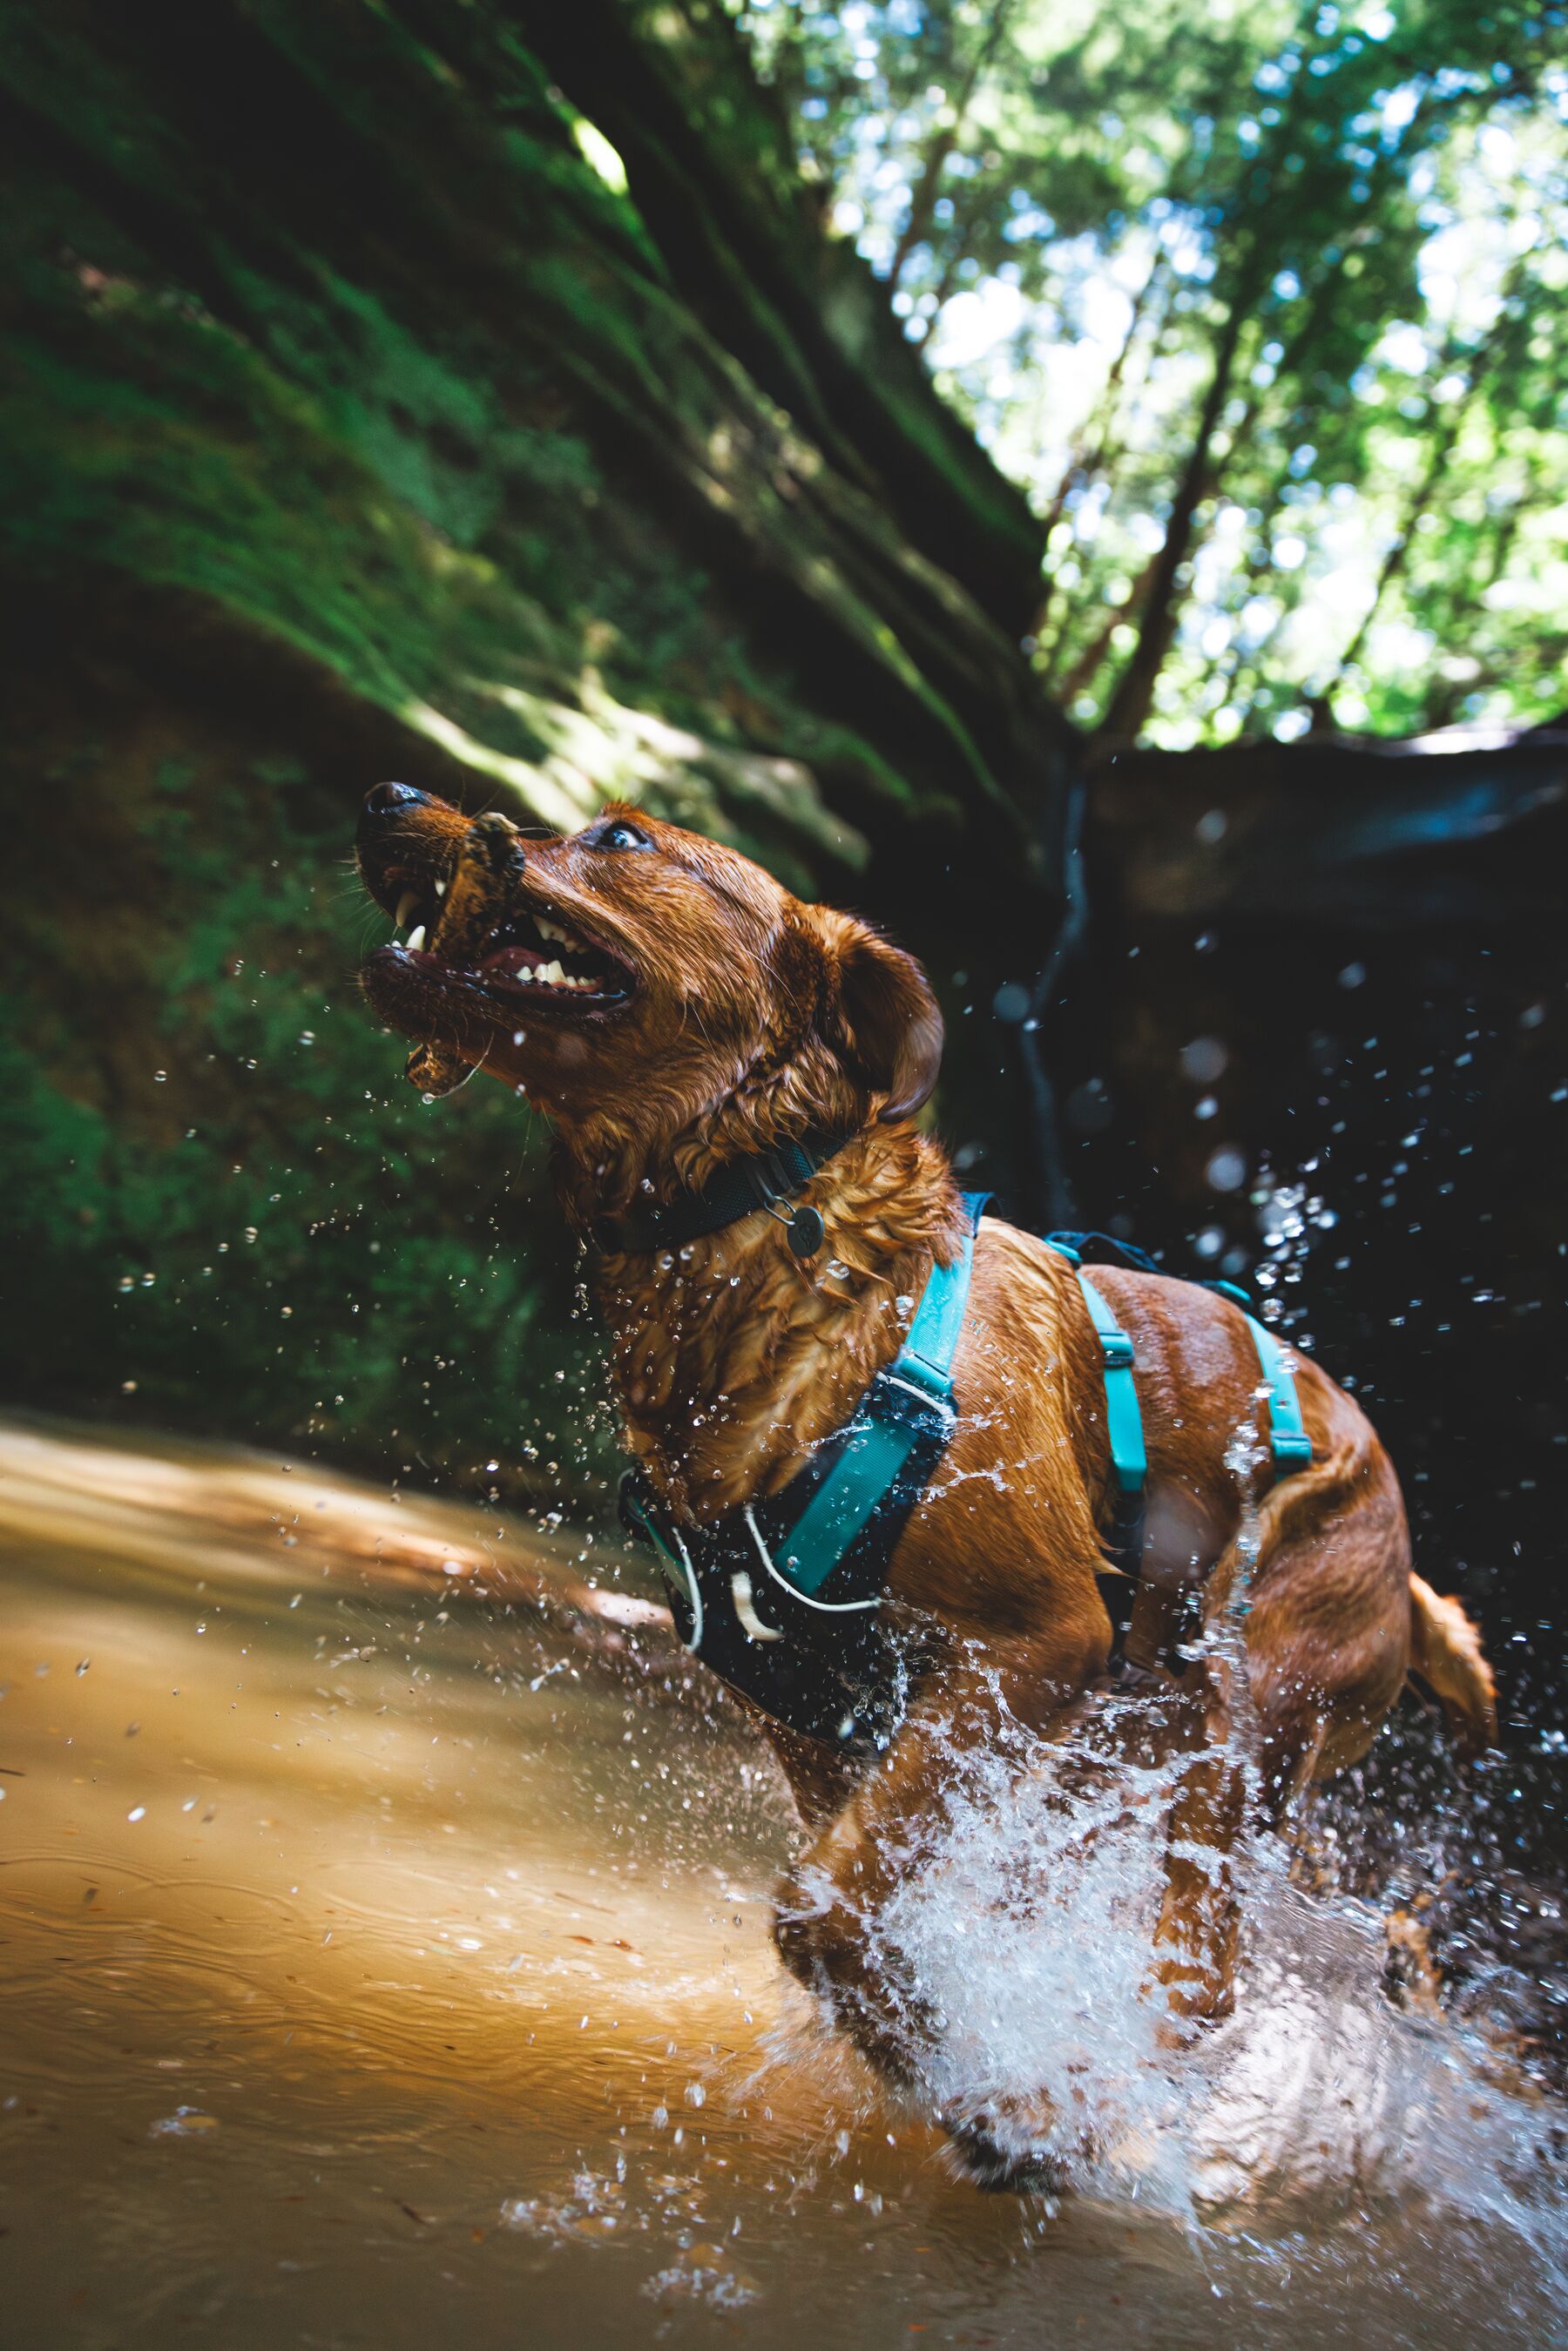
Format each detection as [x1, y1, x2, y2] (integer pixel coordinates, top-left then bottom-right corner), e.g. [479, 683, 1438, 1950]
[355, 787, 1497, 2185]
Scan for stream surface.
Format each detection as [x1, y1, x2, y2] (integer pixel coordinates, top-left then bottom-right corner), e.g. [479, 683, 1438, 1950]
[1, 1419, 1563, 2349]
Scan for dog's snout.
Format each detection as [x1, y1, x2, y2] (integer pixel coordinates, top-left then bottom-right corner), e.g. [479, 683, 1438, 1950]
[362, 780, 427, 821]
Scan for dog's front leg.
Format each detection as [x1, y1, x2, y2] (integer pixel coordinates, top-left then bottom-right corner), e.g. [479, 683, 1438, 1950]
[771, 1666, 1008, 2090]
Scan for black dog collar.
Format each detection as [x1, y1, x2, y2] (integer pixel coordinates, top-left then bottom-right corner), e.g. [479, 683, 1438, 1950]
[591, 1129, 852, 1260]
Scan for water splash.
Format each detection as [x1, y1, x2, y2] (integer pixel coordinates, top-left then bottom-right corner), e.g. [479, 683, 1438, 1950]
[857, 1698, 1565, 2266]
[1250, 1167, 1336, 1335]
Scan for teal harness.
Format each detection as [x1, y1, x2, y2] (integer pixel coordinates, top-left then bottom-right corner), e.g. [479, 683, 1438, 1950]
[622, 1198, 1313, 1749]
[621, 1196, 986, 1749]
[1042, 1236, 1312, 1635]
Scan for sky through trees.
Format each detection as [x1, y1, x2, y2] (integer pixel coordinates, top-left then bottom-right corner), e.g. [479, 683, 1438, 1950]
[739, 0, 1568, 747]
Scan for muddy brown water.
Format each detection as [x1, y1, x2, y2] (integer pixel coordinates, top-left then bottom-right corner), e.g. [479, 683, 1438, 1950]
[1, 1420, 1561, 2348]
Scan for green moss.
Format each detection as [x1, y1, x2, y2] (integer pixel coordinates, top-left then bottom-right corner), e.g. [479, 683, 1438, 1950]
[0, 0, 1062, 1476]
[0, 746, 605, 1490]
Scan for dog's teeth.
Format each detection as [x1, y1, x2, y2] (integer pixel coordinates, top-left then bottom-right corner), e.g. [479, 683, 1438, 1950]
[434, 878, 447, 897]
[395, 890, 419, 929]
[542, 959, 565, 984]
[405, 924, 427, 953]
[536, 918, 564, 945]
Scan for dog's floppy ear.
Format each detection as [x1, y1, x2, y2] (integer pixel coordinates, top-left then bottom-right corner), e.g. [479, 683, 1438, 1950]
[811, 908, 944, 1122]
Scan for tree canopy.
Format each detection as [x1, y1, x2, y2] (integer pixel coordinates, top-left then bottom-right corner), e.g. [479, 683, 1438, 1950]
[741, 0, 1568, 747]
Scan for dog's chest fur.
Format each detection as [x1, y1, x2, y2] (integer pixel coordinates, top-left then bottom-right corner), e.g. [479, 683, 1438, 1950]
[589, 1127, 965, 1523]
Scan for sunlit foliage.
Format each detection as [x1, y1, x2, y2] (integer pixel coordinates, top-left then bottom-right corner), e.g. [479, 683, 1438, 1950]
[741, 0, 1568, 744]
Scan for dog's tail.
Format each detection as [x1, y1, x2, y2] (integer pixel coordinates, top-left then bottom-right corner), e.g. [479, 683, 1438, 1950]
[1408, 1574, 1497, 1758]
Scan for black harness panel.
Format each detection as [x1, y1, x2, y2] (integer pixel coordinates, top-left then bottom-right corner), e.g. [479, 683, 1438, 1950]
[621, 1363, 952, 1752]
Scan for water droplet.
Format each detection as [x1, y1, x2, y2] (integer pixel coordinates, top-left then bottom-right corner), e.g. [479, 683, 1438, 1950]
[1179, 1036, 1229, 1084]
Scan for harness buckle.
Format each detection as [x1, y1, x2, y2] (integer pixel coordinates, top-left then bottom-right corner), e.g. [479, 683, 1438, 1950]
[1099, 1329, 1135, 1370]
[1271, 1430, 1314, 1469]
[890, 1349, 954, 1402]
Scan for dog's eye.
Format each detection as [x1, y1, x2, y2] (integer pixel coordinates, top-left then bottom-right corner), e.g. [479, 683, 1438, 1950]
[591, 818, 651, 853]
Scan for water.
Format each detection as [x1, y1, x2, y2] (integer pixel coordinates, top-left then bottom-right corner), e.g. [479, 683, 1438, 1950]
[1, 1421, 1562, 2348]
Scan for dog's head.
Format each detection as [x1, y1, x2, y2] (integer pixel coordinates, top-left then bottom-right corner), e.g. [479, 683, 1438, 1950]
[356, 785, 942, 1199]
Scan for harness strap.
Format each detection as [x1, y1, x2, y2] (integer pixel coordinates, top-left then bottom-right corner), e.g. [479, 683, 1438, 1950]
[1044, 1243, 1146, 1485]
[771, 1196, 984, 1594]
[1045, 1238, 1315, 1659]
[1044, 1238, 1146, 1638]
[1244, 1313, 1315, 1472]
[1076, 1272, 1147, 1636]
[1073, 1272, 1147, 1493]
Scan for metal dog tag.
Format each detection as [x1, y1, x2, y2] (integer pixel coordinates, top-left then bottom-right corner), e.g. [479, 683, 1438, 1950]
[787, 1205, 826, 1259]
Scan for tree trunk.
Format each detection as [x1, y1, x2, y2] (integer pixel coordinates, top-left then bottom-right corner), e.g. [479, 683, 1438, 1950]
[886, 0, 1018, 293]
[1093, 285, 1254, 747]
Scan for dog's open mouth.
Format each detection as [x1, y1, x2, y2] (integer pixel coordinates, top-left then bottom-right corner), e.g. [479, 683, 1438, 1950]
[384, 886, 634, 1011]
[360, 821, 637, 1077]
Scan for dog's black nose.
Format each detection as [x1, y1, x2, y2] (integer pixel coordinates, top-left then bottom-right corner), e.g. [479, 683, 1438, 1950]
[362, 781, 427, 818]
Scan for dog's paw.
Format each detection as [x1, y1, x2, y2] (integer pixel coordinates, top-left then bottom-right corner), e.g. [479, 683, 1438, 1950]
[937, 2094, 1083, 2196]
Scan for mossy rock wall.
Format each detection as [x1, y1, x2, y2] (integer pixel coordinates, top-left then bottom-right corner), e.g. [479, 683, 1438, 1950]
[0, 0, 1073, 1485]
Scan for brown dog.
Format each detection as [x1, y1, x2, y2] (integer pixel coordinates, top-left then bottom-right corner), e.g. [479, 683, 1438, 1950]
[355, 784, 1496, 2181]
